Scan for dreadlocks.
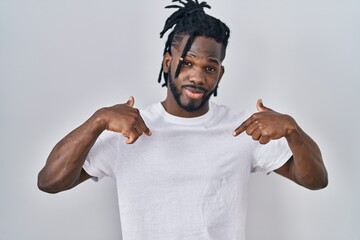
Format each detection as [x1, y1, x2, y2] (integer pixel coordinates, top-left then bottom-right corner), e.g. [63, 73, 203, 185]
[158, 0, 230, 97]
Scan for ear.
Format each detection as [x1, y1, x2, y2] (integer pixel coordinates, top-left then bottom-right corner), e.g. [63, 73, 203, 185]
[213, 66, 224, 97]
[218, 65, 225, 84]
[162, 52, 172, 73]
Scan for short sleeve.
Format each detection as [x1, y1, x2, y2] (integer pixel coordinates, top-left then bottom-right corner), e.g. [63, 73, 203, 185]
[251, 137, 293, 173]
[83, 131, 120, 181]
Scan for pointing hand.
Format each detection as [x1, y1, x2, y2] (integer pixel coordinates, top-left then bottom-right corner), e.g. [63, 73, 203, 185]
[98, 96, 152, 144]
[233, 99, 295, 144]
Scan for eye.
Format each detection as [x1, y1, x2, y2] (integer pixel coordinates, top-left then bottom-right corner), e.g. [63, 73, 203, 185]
[206, 66, 216, 72]
[182, 61, 192, 67]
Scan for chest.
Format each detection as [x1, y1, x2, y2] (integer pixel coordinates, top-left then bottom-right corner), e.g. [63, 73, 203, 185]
[114, 127, 253, 190]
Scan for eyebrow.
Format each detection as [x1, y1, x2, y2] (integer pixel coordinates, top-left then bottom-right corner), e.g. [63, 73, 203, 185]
[208, 57, 221, 65]
[186, 52, 221, 66]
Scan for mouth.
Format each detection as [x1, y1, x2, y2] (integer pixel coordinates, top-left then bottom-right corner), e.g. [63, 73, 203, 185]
[182, 85, 207, 100]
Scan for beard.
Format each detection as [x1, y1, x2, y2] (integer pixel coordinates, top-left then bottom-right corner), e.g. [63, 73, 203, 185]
[167, 68, 216, 112]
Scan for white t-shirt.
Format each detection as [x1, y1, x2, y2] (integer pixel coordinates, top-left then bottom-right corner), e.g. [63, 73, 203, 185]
[83, 102, 292, 240]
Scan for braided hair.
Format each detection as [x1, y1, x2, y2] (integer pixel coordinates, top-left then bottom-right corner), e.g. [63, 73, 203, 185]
[158, 0, 230, 96]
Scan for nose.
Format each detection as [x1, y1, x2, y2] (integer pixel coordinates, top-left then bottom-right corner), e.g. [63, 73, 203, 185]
[189, 67, 206, 85]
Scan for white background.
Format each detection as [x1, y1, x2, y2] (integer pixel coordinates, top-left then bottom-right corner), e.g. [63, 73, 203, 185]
[1, 0, 359, 239]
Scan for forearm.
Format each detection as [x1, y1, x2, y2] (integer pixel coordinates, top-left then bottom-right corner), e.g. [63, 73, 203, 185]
[38, 110, 106, 193]
[285, 120, 328, 190]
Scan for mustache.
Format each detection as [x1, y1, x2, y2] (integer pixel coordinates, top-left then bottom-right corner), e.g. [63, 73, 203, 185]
[181, 85, 208, 93]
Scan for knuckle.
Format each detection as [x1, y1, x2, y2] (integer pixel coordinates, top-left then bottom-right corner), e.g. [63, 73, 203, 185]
[133, 112, 141, 121]
[250, 114, 257, 121]
[133, 108, 140, 114]
[262, 129, 271, 137]
[264, 131, 271, 137]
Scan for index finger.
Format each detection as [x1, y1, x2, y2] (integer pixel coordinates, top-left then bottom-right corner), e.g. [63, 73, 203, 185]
[126, 123, 151, 144]
[233, 116, 254, 137]
[137, 114, 152, 136]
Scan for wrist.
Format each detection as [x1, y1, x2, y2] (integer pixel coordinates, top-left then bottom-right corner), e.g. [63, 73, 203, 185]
[91, 108, 108, 133]
[284, 115, 300, 140]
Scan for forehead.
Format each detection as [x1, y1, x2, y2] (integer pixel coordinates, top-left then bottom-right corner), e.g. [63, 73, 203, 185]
[173, 35, 223, 60]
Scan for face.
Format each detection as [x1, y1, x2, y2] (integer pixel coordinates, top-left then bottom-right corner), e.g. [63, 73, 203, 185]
[163, 35, 225, 117]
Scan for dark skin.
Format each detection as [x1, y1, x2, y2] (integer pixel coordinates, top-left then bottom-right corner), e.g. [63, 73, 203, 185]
[38, 35, 327, 193]
[234, 99, 328, 190]
[162, 36, 224, 117]
[37, 97, 152, 193]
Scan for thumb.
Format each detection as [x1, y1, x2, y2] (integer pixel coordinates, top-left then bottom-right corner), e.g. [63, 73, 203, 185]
[256, 99, 272, 112]
[126, 96, 135, 107]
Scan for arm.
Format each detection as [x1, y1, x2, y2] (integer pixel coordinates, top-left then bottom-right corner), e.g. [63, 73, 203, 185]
[233, 99, 328, 190]
[37, 96, 151, 193]
[274, 124, 328, 190]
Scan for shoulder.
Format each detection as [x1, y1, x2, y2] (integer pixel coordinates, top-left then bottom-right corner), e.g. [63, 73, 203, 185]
[139, 103, 164, 124]
[139, 103, 161, 117]
[209, 102, 250, 123]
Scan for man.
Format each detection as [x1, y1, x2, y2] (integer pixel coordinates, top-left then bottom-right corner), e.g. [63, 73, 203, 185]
[38, 0, 328, 239]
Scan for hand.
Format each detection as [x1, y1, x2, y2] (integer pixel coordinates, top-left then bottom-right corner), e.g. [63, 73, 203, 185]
[98, 96, 152, 144]
[233, 99, 296, 144]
